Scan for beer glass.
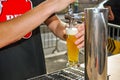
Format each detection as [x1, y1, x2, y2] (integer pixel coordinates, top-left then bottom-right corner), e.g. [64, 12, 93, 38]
[66, 19, 79, 67]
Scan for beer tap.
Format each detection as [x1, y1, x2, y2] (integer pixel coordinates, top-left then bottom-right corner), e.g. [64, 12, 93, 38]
[64, 1, 84, 25]
[64, 4, 73, 27]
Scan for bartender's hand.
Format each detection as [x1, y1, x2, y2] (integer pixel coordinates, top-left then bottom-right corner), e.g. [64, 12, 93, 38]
[46, 0, 75, 13]
[75, 23, 85, 48]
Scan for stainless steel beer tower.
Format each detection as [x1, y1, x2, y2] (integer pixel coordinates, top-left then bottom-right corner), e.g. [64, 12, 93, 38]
[84, 8, 108, 80]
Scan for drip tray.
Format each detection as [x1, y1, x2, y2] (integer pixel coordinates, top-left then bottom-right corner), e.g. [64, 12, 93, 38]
[27, 67, 84, 80]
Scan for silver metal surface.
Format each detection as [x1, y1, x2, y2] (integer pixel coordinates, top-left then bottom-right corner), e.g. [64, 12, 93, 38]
[64, 0, 84, 24]
[84, 8, 108, 80]
[27, 67, 85, 80]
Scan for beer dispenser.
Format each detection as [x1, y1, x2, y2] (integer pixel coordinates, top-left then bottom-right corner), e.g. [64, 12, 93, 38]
[65, 2, 109, 80]
[64, 2, 84, 24]
[84, 8, 108, 80]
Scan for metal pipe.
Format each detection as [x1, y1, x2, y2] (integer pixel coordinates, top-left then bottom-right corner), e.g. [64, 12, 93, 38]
[84, 8, 108, 80]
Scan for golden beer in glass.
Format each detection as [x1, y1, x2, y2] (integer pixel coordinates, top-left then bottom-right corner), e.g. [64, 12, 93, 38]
[66, 27, 79, 67]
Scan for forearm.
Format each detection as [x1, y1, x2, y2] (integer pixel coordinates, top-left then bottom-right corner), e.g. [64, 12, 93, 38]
[0, 0, 75, 48]
[47, 16, 67, 40]
[53, 21, 67, 40]
[0, 1, 55, 48]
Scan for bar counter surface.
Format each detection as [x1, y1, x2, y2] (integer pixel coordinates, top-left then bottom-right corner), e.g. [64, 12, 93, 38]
[108, 54, 120, 80]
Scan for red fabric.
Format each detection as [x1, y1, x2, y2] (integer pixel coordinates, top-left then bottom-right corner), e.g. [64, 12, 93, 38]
[0, 0, 32, 39]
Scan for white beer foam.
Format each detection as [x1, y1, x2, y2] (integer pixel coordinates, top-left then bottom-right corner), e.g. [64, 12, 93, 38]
[66, 28, 78, 35]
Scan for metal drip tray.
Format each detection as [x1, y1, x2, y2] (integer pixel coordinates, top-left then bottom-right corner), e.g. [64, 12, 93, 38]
[28, 67, 84, 80]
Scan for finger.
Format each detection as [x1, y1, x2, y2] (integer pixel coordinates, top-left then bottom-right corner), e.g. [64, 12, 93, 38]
[77, 41, 84, 49]
[75, 23, 85, 32]
[75, 29, 84, 38]
[75, 34, 84, 45]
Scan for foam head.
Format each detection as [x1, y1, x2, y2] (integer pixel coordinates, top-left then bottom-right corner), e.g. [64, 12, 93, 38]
[66, 27, 78, 35]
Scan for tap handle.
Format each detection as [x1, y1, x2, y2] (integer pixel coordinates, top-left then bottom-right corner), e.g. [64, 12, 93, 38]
[68, 4, 73, 15]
